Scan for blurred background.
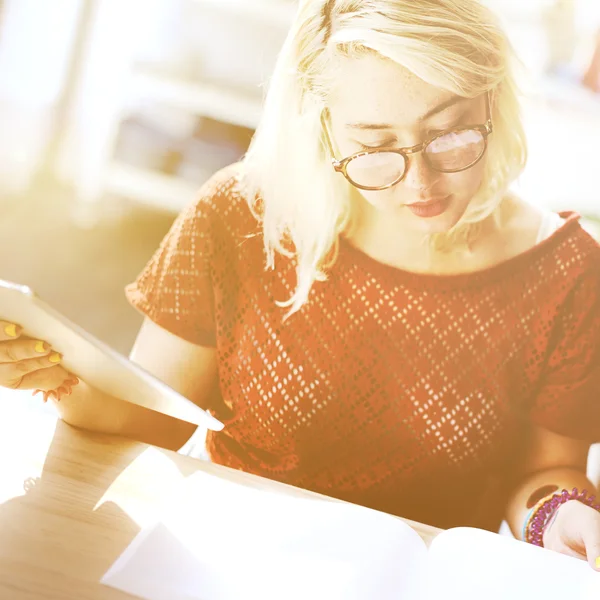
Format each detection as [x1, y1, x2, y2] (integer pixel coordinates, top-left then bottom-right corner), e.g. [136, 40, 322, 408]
[0, 0, 599, 355]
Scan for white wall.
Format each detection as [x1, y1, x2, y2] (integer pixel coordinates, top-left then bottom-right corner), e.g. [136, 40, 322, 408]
[0, 0, 82, 194]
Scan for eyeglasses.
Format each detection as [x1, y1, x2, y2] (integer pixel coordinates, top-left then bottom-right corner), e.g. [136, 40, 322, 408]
[322, 94, 493, 191]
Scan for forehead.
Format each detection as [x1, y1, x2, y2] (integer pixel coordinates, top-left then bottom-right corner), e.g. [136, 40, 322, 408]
[328, 53, 457, 126]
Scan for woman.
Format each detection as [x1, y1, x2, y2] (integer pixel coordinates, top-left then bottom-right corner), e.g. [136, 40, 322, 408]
[2, 0, 600, 567]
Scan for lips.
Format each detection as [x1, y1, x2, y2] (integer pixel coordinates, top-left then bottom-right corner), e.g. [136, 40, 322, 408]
[406, 197, 449, 207]
[405, 196, 451, 218]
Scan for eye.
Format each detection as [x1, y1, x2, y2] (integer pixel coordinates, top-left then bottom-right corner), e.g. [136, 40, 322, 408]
[425, 110, 472, 138]
[426, 121, 462, 136]
[354, 138, 396, 151]
[425, 129, 448, 139]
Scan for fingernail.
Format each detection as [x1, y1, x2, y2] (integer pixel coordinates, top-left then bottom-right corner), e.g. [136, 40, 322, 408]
[595, 556, 600, 570]
[35, 341, 48, 353]
[48, 352, 61, 363]
[4, 324, 18, 338]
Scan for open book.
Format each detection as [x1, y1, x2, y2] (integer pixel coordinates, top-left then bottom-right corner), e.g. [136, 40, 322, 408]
[102, 471, 600, 600]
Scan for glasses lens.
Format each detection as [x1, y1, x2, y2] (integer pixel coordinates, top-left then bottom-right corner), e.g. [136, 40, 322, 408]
[346, 151, 407, 189]
[425, 129, 486, 172]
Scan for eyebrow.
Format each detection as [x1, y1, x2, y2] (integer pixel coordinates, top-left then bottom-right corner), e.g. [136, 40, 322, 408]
[345, 94, 467, 131]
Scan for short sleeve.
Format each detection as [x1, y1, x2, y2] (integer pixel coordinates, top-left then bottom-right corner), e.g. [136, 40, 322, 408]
[125, 183, 220, 347]
[529, 264, 600, 441]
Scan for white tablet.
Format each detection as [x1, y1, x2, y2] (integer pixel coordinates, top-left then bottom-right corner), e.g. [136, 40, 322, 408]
[0, 279, 224, 431]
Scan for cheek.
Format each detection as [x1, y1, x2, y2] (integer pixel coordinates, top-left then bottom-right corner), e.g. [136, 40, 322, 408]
[453, 159, 487, 196]
[358, 170, 485, 207]
[354, 158, 487, 210]
[357, 187, 397, 209]
[433, 160, 487, 208]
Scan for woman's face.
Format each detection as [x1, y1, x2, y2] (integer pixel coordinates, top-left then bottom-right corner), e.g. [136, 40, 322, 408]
[327, 54, 489, 235]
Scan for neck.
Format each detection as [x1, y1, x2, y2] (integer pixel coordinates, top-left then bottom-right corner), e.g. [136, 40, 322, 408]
[346, 196, 503, 274]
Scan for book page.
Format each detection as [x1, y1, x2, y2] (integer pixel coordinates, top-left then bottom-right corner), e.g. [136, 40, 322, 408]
[102, 471, 429, 600]
[426, 526, 600, 599]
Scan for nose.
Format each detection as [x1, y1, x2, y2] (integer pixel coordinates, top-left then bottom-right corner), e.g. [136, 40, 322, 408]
[402, 151, 439, 194]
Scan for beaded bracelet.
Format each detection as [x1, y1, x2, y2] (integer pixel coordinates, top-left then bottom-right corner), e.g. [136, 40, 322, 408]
[523, 488, 600, 547]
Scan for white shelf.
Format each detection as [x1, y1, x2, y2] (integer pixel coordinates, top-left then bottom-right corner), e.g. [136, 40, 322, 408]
[105, 162, 201, 212]
[63, 0, 293, 213]
[191, 0, 296, 28]
[129, 70, 264, 130]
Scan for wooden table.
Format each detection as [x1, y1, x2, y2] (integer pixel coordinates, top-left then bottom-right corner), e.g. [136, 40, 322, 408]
[0, 392, 441, 600]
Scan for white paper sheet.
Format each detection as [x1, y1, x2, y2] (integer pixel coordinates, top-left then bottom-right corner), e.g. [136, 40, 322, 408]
[102, 471, 428, 600]
[427, 526, 600, 600]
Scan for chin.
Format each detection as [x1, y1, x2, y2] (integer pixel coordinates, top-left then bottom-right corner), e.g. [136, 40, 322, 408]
[408, 214, 460, 234]
[403, 206, 474, 235]
[403, 192, 472, 234]
[360, 192, 471, 235]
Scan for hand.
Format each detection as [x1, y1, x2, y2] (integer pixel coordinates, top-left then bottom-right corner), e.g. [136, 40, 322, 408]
[543, 498, 600, 570]
[0, 320, 78, 401]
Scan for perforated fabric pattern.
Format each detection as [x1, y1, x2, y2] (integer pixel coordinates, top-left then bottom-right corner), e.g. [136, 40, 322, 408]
[127, 164, 600, 530]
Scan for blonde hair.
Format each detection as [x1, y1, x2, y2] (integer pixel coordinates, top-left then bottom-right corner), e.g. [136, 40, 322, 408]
[242, 0, 528, 314]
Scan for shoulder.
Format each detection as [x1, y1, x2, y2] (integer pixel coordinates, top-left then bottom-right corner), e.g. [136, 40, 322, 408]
[498, 194, 551, 251]
[171, 163, 261, 251]
[502, 195, 599, 280]
[183, 163, 256, 226]
[537, 213, 600, 316]
[553, 214, 600, 277]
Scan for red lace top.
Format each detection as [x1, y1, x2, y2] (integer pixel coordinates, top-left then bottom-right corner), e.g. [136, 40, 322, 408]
[126, 165, 600, 531]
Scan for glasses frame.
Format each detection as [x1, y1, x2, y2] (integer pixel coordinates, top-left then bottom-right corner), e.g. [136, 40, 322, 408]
[322, 93, 493, 191]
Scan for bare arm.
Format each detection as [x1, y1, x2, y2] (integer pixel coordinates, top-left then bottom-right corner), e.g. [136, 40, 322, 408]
[506, 424, 594, 539]
[53, 319, 219, 451]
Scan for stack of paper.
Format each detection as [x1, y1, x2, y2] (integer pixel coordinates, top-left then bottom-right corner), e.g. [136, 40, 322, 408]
[102, 471, 600, 600]
[102, 471, 427, 600]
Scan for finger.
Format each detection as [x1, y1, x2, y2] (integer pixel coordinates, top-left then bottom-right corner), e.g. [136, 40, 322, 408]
[582, 528, 600, 571]
[585, 543, 600, 571]
[553, 543, 587, 561]
[17, 364, 72, 392]
[0, 351, 63, 384]
[0, 338, 51, 363]
[0, 321, 22, 342]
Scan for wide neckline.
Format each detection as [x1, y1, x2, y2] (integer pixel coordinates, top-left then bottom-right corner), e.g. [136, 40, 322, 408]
[337, 211, 583, 290]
